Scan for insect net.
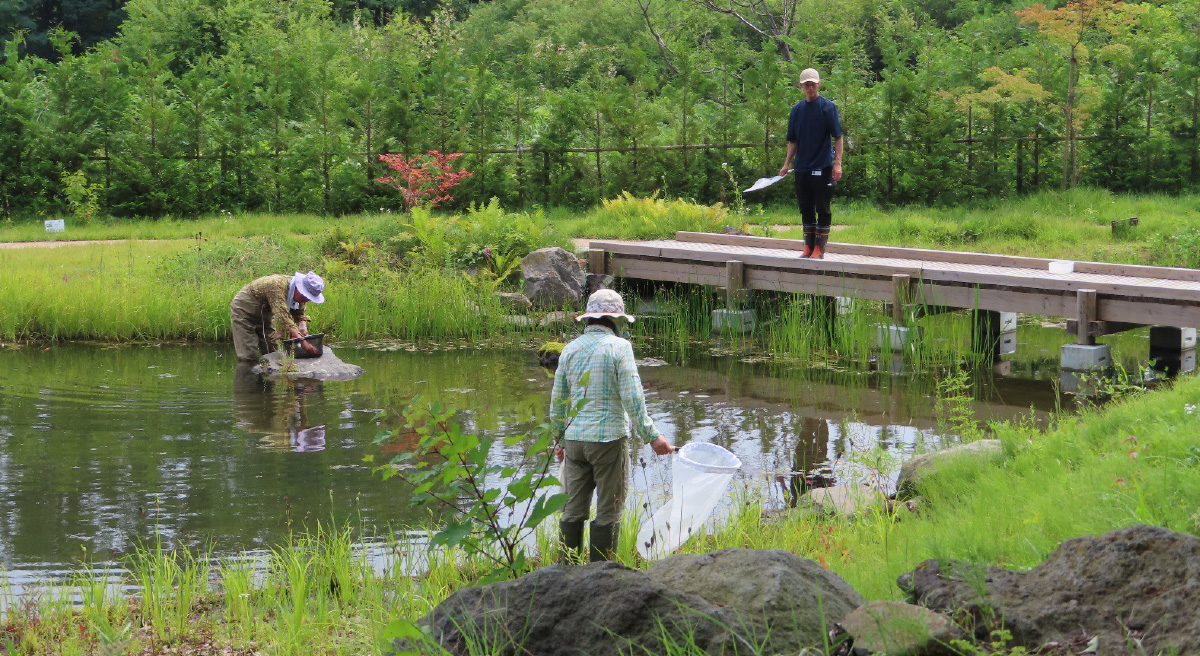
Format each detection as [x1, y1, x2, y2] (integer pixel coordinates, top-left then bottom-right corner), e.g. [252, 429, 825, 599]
[636, 442, 742, 561]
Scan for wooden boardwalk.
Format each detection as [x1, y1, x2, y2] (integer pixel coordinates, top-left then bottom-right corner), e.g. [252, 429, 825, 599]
[587, 231, 1200, 344]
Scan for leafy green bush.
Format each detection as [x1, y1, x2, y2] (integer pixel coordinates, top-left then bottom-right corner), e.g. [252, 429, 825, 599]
[578, 192, 735, 240]
[397, 199, 565, 270]
[368, 396, 573, 582]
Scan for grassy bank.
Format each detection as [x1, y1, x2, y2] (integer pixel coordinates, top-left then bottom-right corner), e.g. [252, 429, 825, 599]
[3, 371, 1197, 654]
[5, 188, 1198, 347]
[0, 239, 521, 344]
[8, 188, 1200, 266]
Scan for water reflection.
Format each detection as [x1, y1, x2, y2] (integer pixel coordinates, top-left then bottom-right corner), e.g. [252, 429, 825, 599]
[785, 417, 834, 507]
[233, 363, 327, 453]
[0, 339, 1114, 583]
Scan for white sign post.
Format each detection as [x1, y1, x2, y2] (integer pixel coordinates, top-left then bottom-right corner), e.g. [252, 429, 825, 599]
[44, 219, 66, 233]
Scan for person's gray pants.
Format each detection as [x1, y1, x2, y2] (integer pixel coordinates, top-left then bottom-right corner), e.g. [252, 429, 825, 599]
[561, 438, 629, 525]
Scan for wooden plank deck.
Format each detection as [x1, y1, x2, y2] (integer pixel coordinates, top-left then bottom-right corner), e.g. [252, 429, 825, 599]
[588, 232, 1200, 335]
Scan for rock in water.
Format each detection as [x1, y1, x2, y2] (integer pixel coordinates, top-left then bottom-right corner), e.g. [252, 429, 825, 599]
[647, 548, 864, 655]
[253, 347, 364, 381]
[897, 525, 1200, 656]
[521, 247, 586, 309]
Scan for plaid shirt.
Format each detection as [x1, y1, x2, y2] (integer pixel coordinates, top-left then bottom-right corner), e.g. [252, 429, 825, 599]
[235, 274, 311, 336]
[550, 325, 661, 444]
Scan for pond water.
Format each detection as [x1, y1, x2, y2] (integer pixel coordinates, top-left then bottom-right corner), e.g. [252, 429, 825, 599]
[0, 334, 1108, 586]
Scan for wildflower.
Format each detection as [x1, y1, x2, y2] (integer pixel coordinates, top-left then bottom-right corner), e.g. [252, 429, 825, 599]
[1185, 403, 1196, 415]
[63, 274, 68, 282]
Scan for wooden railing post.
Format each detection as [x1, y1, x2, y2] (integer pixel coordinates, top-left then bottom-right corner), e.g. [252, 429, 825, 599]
[588, 248, 607, 276]
[891, 274, 910, 324]
[726, 260, 745, 309]
[1077, 289, 1097, 345]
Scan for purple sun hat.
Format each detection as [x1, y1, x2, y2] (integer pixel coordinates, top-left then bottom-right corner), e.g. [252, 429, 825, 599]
[294, 271, 325, 304]
[576, 289, 635, 323]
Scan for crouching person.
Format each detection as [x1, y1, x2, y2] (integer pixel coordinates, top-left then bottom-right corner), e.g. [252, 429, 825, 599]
[550, 289, 674, 562]
[230, 271, 325, 362]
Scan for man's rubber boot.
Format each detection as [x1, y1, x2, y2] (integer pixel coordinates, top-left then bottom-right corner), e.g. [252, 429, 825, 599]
[799, 230, 815, 258]
[812, 231, 828, 260]
[589, 521, 618, 562]
[559, 519, 584, 564]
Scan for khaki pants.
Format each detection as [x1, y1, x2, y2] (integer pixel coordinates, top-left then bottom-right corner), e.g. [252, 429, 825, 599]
[562, 438, 629, 525]
[230, 292, 275, 362]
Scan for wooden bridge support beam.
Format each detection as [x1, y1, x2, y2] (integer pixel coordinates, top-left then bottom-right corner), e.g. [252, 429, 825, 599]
[813, 295, 838, 346]
[891, 274, 910, 325]
[1075, 289, 1097, 346]
[725, 260, 745, 310]
[588, 248, 608, 276]
[1062, 289, 1111, 395]
[713, 260, 756, 334]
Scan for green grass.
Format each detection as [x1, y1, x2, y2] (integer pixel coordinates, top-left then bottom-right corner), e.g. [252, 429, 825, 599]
[8, 188, 1200, 267]
[0, 239, 544, 344]
[1, 372, 1197, 654]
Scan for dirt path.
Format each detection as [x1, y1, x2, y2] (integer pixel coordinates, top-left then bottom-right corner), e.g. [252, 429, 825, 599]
[0, 239, 183, 249]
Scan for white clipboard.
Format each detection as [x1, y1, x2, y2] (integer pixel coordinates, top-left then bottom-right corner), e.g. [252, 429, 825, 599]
[743, 170, 792, 194]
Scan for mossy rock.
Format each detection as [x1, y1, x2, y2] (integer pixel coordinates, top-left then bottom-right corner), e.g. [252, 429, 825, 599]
[537, 341, 565, 367]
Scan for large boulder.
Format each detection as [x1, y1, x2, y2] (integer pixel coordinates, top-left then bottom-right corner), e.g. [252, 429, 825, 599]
[897, 525, 1200, 656]
[521, 247, 586, 309]
[895, 439, 1002, 499]
[416, 549, 865, 656]
[837, 601, 963, 655]
[253, 347, 363, 381]
[646, 548, 864, 654]
[417, 561, 735, 656]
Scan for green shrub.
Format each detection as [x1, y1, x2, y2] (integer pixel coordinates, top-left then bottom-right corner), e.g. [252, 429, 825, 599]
[580, 192, 735, 239]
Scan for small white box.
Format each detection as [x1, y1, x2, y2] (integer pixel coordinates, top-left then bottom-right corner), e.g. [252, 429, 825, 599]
[1048, 260, 1074, 274]
[44, 219, 65, 233]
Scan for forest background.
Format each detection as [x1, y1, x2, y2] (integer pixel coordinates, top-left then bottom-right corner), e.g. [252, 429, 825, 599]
[1, 0, 1198, 220]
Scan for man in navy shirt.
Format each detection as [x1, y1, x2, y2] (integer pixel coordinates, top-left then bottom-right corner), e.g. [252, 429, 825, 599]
[780, 68, 844, 259]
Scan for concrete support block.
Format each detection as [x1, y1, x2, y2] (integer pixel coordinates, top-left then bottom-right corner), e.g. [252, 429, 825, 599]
[1059, 371, 1102, 396]
[836, 297, 856, 317]
[998, 329, 1017, 355]
[1150, 348, 1197, 375]
[1060, 343, 1111, 371]
[876, 324, 922, 352]
[1149, 326, 1197, 350]
[712, 309, 756, 334]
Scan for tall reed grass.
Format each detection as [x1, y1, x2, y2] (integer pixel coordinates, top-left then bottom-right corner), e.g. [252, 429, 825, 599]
[0, 240, 555, 344]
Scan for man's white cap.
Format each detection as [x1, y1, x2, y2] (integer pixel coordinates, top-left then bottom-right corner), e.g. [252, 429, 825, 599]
[799, 68, 820, 84]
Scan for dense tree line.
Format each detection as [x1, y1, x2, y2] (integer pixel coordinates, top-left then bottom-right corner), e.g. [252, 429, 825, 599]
[0, 0, 1197, 218]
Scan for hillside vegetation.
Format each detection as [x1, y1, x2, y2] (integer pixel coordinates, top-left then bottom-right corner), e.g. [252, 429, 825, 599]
[0, 0, 1197, 220]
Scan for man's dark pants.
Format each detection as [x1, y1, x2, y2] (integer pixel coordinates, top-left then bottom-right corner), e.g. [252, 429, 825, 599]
[794, 165, 834, 245]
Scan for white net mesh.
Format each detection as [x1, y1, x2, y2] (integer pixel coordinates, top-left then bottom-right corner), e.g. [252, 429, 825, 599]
[636, 442, 741, 561]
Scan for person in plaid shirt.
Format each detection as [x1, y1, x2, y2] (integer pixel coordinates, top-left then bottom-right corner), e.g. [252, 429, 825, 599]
[550, 289, 675, 562]
[230, 271, 324, 361]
